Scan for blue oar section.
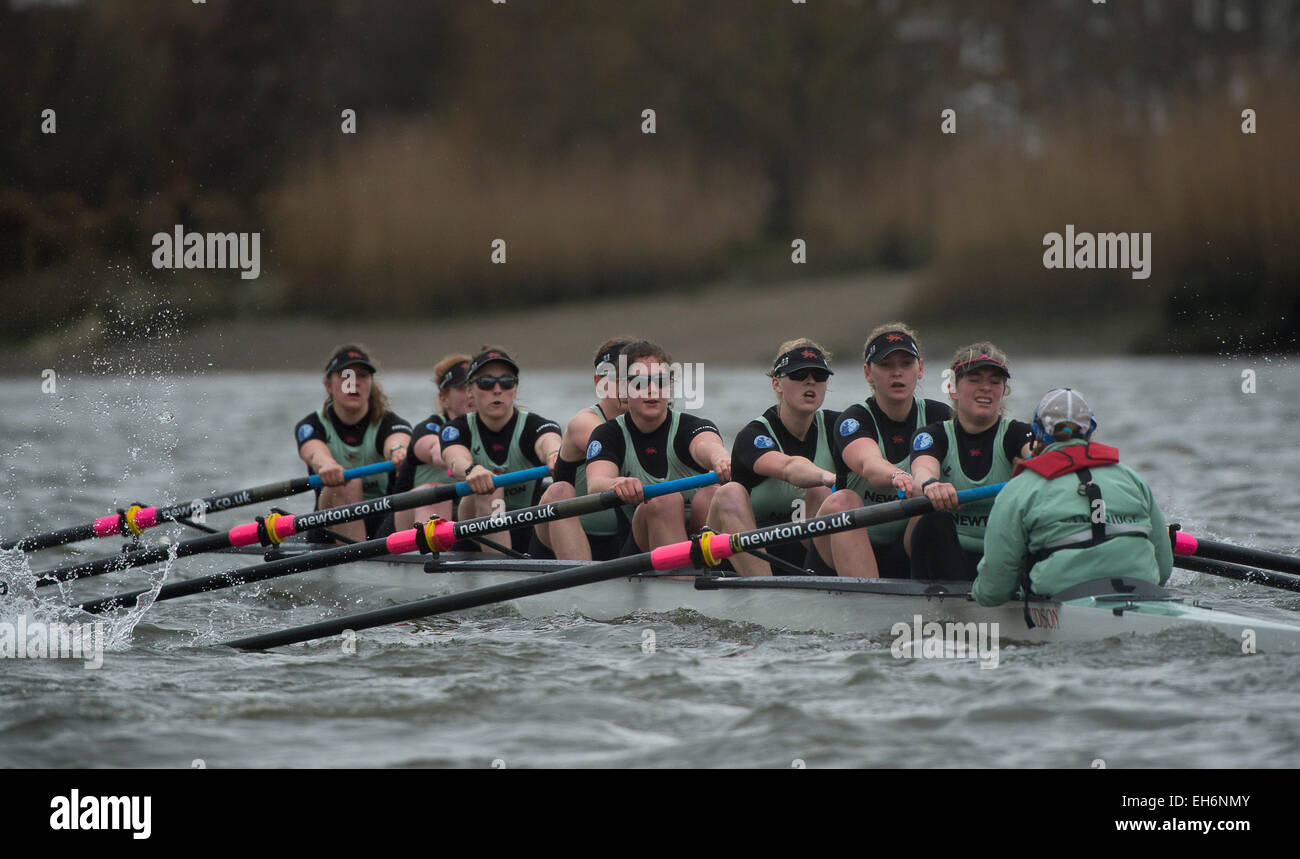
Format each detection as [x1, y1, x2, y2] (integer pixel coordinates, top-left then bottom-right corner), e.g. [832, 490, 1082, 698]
[957, 482, 1006, 503]
[450, 465, 551, 497]
[642, 472, 718, 498]
[306, 461, 395, 489]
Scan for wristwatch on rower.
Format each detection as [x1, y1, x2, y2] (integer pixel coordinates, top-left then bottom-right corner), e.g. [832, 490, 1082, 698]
[921, 477, 939, 491]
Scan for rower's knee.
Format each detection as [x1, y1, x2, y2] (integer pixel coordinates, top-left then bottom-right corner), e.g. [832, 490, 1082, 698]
[803, 486, 831, 514]
[820, 489, 863, 514]
[540, 481, 576, 503]
[710, 482, 749, 517]
[643, 493, 684, 517]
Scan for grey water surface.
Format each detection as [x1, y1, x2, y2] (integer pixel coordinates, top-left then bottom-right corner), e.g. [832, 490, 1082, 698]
[1, 357, 1298, 768]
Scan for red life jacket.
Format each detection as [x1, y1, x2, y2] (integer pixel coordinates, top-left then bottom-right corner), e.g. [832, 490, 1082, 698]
[1014, 442, 1119, 478]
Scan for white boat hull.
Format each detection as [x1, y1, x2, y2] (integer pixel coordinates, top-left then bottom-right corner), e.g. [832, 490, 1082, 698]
[225, 546, 1300, 652]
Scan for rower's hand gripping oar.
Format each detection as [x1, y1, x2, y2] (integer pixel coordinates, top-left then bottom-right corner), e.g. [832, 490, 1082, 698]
[75, 472, 720, 614]
[222, 482, 1003, 650]
[34, 465, 550, 587]
[1, 462, 396, 553]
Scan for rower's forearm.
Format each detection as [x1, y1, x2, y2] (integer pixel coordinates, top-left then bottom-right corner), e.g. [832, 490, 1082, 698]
[444, 450, 472, 479]
[910, 456, 940, 485]
[782, 457, 830, 489]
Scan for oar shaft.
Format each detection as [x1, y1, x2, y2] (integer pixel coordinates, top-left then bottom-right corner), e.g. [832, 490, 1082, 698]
[1174, 532, 1300, 576]
[435, 472, 719, 549]
[37, 533, 233, 586]
[80, 473, 719, 612]
[3, 462, 396, 552]
[1174, 555, 1300, 594]
[35, 465, 549, 586]
[78, 539, 394, 614]
[227, 554, 647, 650]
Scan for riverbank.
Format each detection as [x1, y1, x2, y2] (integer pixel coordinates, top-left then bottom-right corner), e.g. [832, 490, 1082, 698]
[2, 270, 1158, 377]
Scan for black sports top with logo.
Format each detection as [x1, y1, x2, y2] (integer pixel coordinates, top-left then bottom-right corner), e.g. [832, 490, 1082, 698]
[438, 410, 561, 468]
[909, 418, 1033, 479]
[831, 398, 951, 478]
[733, 406, 841, 491]
[585, 411, 719, 477]
[294, 406, 412, 460]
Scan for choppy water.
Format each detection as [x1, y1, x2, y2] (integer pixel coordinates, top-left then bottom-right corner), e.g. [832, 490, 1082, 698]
[2, 357, 1298, 768]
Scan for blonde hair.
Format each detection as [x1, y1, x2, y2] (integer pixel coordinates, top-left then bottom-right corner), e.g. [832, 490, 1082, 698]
[321, 342, 390, 425]
[432, 352, 473, 415]
[767, 337, 832, 378]
[863, 321, 922, 361]
[432, 352, 472, 387]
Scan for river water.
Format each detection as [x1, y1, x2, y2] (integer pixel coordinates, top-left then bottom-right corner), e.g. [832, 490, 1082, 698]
[1, 357, 1298, 768]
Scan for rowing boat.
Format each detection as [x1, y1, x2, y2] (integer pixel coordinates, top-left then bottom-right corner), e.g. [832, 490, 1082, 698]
[217, 543, 1300, 652]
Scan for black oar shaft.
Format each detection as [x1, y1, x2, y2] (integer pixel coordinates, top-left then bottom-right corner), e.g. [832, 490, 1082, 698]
[1190, 538, 1300, 576]
[78, 540, 391, 614]
[226, 554, 647, 650]
[1175, 556, 1300, 594]
[2, 478, 303, 553]
[3, 523, 97, 553]
[37, 533, 233, 587]
[77, 489, 629, 612]
[36, 481, 462, 587]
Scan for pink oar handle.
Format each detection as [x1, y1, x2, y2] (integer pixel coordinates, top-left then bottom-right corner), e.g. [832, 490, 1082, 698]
[1173, 531, 1199, 556]
[91, 506, 161, 538]
[649, 532, 734, 571]
[386, 530, 420, 555]
[227, 515, 300, 548]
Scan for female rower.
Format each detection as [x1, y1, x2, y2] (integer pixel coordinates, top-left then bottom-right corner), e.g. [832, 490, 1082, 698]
[907, 342, 1033, 581]
[392, 353, 475, 533]
[973, 388, 1172, 607]
[585, 340, 730, 554]
[706, 339, 857, 577]
[440, 347, 563, 553]
[294, 344, 412, 542]
[531, 337, 636, 561]
[811, 323, 951, 578]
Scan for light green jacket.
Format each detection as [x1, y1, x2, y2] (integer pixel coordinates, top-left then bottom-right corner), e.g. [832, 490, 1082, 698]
[972, 440, 1173, 606]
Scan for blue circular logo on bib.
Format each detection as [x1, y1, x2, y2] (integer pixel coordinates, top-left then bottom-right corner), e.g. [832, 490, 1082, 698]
[297, 424, 314, 443]
[426, 422, 440, 433]
[586, 440, 602, 459]
[839, 418, 860, 437]
[754, 435, 776, 450]
[912, 432, 934, 451]
[441, 426, 460, 443]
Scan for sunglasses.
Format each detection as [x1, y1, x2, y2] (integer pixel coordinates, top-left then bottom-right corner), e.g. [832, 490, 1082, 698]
[472, 375, 518, 391]
[626, 373, 673, 391]
[784, 368, 830, 383]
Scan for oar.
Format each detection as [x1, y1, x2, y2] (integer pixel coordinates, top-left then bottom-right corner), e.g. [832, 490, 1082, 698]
[1, 462, 395, 553]
[35, 465, 549, 587]
[1172, 530, 1300, 576]
[223, 483, 1006, 650]
[75, 473, 719, 614]
[1174, 556, 1300, 594]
